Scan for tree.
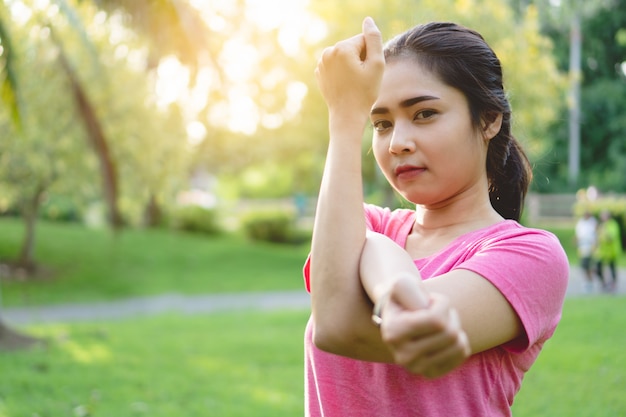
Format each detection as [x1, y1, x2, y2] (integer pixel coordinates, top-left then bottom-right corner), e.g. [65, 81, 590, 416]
[0, 4, 93, 349]
[0, 9, 94, 271]
[579, 0, 626, 192]
[534, 0, 626, 192]
[0, 0, 212, 228]
[0, 0, 195, 349]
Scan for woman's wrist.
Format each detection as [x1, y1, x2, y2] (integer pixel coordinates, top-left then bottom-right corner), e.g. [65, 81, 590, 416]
[329, 111, 370, 136]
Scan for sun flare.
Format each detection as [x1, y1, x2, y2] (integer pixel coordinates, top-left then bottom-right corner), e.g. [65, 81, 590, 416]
[154, 0, 326, 137]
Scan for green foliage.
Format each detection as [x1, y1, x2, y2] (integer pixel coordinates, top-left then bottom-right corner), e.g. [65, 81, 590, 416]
[573, 195, 626, 218]
[240, 209, 299, 244]
[171, 205, 221, 235]
[228, 164, 296, 199]
[0, 2, 22, 128]
[39, 195, 81, 223]
[580, 80, 626, 191]
[537, 0, 626, 192]
[0, 6, 97, 213]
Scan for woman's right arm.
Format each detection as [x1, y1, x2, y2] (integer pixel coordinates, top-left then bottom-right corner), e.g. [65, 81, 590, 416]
[309, 17, 387, 357]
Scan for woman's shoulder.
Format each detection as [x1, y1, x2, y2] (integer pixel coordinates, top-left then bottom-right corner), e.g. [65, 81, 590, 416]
[452, 220, 568, 269]
[475, 220, 562, 245]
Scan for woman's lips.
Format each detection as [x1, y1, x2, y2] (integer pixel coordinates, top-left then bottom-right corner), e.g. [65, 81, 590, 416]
[394, 165, 425, 180]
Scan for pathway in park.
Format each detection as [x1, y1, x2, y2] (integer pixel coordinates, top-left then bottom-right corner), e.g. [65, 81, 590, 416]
[3, 266, 624, 325]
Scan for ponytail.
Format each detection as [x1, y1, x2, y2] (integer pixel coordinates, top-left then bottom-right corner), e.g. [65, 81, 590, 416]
[487, 130, 532, 221]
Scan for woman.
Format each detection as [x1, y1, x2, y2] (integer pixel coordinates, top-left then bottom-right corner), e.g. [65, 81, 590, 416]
[304, 17, 569, 416]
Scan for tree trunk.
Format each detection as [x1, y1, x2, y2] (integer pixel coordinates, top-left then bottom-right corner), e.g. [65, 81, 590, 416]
[0, 319, 42, 350]
[143, 193, 163, 228]
[568, 12, 582, 188]
[53, 30, 124, 230]
[17, 183, 46, 269]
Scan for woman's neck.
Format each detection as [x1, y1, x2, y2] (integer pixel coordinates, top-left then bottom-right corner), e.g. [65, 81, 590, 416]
[412, 193, 503, 239]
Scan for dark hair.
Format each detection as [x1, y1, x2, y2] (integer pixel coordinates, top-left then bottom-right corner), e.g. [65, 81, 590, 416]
[384, 22, 532, 221]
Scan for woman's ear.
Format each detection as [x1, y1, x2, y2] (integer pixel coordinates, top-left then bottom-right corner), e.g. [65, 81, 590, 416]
[482, 112, 503, 140]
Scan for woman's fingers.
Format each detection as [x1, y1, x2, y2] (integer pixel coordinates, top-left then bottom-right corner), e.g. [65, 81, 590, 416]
[361, 17, 384, 65]
[381, 293, 471, 378]
[314, 17, 385, 112]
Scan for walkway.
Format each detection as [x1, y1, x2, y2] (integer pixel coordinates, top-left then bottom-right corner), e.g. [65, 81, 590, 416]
[3, 266, 623, 325]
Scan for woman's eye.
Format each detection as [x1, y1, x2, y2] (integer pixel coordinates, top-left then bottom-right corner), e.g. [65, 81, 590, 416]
[373, 120, 392, 132]
[415, 109, 437, 120]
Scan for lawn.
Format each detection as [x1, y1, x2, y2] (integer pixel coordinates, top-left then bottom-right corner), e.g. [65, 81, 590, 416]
[0, 218, 310, 307]
[0, 298, 624, 416]
[0, 309, 310, 417]
[1, 217, 625, 416]
[512, 297, 626, 416]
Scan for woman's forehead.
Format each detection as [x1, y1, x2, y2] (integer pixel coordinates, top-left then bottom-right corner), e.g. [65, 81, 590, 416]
[375, 60, 460, 108]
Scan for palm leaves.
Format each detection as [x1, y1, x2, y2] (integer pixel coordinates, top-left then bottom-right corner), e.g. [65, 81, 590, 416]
[0, 2, 22, 128]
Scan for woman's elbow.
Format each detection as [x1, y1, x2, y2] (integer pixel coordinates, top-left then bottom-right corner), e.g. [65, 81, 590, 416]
[312, 316, 358, 355]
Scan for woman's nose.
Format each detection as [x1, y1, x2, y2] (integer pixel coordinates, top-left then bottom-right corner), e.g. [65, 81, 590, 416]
[389, 124, 416, 154]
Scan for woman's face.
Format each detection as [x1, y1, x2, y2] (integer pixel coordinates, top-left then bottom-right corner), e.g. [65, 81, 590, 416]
[370, 58, 490, 207]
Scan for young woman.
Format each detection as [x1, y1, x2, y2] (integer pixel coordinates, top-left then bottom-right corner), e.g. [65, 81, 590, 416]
[304, 17, 569, 416]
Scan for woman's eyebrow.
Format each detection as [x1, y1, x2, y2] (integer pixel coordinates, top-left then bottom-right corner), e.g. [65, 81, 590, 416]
[370, 95, 440, 115]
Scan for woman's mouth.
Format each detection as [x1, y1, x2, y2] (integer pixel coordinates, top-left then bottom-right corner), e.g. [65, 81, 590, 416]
[394, 165, 425, 180]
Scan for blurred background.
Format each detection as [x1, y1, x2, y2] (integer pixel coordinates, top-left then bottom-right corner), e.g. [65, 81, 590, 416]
[0, 0, 625, 415]
[1, 0, 625, 254]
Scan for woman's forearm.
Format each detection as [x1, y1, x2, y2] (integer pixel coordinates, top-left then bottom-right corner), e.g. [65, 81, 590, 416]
[310, 17, 386, 355]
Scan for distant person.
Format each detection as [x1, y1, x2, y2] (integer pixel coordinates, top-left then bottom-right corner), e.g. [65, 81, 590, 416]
[595, 210, 622, 292]
[575, 210, 597, 292]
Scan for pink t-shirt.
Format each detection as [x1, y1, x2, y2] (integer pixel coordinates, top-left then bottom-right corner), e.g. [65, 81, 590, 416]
[303, 204, 569, 417]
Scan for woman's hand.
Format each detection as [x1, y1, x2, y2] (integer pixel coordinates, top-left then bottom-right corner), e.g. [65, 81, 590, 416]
[315, 17, 384, 118]
[380, 276, 472, 378]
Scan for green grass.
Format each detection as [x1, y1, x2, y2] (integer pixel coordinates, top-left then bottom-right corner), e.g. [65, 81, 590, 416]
[512, 297, 626, 416]
[0, 309, 310, 417]
[0, 218, 310, 307]
[0, 298, 624, 416]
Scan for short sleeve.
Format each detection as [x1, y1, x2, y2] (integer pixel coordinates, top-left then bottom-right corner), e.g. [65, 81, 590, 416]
[459, 228, 569, 352]
[303, 204, 415, 292]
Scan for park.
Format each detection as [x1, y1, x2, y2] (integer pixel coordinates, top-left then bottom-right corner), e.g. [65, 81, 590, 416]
[1, 0, 626, 416]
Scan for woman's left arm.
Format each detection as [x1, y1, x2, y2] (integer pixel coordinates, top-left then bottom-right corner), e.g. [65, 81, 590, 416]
[359, 232, 522, 378]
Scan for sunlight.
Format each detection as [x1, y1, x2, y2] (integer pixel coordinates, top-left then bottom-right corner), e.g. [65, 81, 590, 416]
[155, 56, 190, 107]
[152, 0, 327, 135]
[186, 120, 207, 146]
[226, 87, 260, 135]
[7, 0, 32, 26]
[219, 37, 259, 84]
[62, 340, 112, 364]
